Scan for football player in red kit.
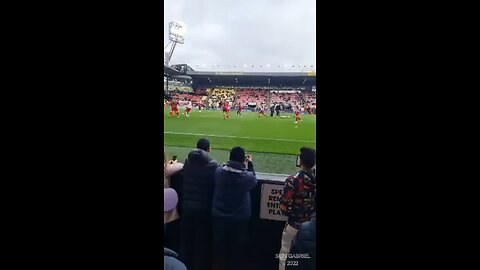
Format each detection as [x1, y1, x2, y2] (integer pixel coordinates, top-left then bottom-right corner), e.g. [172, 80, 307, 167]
[198, 100, 203, 112]
[237, 102, 242, 116]
[294, 107, 302, 123]
[223, 100, 230, 119]
[169, 99, 180, 118]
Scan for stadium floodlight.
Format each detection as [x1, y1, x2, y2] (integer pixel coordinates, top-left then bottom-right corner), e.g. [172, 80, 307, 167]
[169, 21, 186, 44]
[164, 21, 186, 66]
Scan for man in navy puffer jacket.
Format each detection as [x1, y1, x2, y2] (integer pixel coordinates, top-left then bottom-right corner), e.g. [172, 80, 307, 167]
[211, 146, 257, 270]
[180, 138, 219, 270]
[286, 213, 316, 270]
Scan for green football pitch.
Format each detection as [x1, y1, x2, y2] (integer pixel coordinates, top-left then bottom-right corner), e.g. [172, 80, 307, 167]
[164, 108, 316, 174]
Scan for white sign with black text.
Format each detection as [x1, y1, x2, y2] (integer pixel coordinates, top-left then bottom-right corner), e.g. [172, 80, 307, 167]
[259, 183, 288, 221]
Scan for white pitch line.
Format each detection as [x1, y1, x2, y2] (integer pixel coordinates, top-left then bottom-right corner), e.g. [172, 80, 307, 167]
[164, 131, 316, 143]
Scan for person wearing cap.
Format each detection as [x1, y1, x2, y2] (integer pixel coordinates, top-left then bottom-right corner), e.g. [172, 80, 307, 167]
[179, 138, 219, 270]
[211, 146, 257, 270]
[278, 147, 316, 270]
[164, 188, 187, 270]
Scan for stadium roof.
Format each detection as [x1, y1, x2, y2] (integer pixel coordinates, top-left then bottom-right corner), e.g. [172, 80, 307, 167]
[187, 71, 316, 88]
[164, 65, 181, 76]
[164, 64, 316, 88]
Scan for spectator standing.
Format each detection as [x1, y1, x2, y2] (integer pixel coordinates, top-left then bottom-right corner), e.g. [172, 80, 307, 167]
[278, 147, 316, 270]
[275, 103, 281, 117]
[180, 139, 219, 270]
[286, 212, 316, 270]
[164, 152, 184, 252]
[211, 147, 257, 270]
[164, 152, 183, 222]
[164, 188, 188, 270]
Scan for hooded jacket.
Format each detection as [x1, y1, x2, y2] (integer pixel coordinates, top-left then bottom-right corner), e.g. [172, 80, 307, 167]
[181, 149, 219, 217]
[279, 170, 316, 229]
[212, 160, 257, 220]
[164, 248, 187, 270]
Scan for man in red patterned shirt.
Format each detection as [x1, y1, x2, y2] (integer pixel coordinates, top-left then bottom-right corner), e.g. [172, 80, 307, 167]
[278, 147, 316, 270]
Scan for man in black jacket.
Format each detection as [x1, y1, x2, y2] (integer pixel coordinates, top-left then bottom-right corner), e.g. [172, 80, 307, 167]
[275, 103, 281, 117]
[180, 138, 219, 270]
[211, 147, 257, 270]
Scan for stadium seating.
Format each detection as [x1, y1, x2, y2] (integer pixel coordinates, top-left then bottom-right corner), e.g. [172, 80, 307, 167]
[171, 93, 205, 104]
[206, 88, 237, 108]
[168, 87, 315, 110]
[164, 81, 193, 92]
[166, 85, 193, 92]
[303, 92, 316, 106]
[270, 91, 303, 108]
[194, 89, 208, 95]
[235, 89, 267, 106]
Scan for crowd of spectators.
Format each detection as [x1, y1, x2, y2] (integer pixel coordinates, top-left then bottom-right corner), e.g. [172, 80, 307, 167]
[171, 93, 205, 105]
[235, 89, 267, 106]
[194, 89, 208, 95]
[302, 92, 316, 106]
[270, 91, 303, 108]
[165, 87, 316, 112]
[165, 84, 193, 92]
[164, 139, 316, 270]
[207, 88, 237, 103]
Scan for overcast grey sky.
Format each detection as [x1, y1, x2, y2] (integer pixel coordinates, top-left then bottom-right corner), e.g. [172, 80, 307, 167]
[164, 0, 316, 72]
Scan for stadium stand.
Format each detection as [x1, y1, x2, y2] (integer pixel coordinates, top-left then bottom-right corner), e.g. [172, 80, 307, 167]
[302, 91, 316, 106]
[168, 86, 315, 112]
[270, 91, 303, 108]
[166, 85, 193, 92]
[208, 88, 236, 102]
[164, 80, 193, 93]
[171, 93, 206, 104]
[194, 89, 208, 95]
[235, 89, 268, 106]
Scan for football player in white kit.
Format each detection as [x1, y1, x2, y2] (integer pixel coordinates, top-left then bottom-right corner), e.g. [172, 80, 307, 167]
[184, 100, 192, 117]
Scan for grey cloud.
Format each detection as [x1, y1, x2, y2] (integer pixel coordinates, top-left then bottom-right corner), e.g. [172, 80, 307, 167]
[164, 0, 316, 72]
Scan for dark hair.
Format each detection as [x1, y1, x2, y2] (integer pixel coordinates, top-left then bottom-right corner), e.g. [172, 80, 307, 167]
[196, 138, 210, 151]
[229, 146, 246, 163]
[300, 147, 316, 169]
